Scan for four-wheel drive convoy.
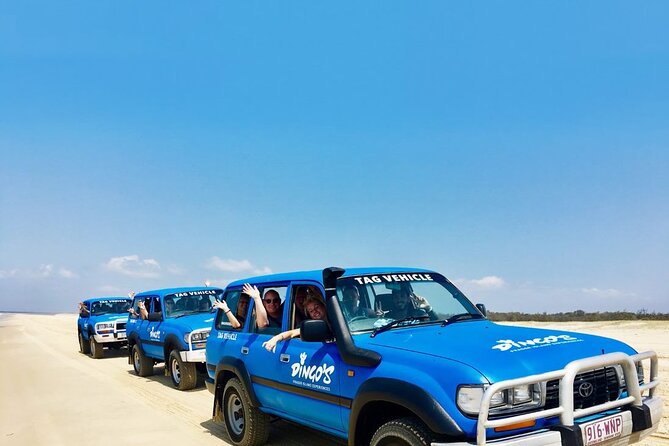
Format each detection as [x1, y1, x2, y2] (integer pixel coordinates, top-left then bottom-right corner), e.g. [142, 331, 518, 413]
[126, 286, 223, 390]
[204, 267, 662, 446]
[77, 297, 131, 359]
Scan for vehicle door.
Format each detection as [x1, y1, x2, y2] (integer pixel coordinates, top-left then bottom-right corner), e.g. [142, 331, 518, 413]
[142, 295, 165, 360]
[209, 288, 252, 380]
[127, 295, 145, 342]
[239, 283, 290, 410]
[274, 282, 344, 432]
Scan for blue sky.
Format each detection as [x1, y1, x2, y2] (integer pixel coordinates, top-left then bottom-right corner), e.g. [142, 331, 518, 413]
[1, 2, 667, 313]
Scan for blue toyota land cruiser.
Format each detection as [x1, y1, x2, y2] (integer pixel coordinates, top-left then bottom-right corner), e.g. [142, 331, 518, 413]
[205, 267, 662, 446]
[77, 297, 131, 359]
[126, 286, 223, 390]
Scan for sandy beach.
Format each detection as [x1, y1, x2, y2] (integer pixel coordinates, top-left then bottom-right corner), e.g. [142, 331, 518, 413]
[0, 313, 666, 445]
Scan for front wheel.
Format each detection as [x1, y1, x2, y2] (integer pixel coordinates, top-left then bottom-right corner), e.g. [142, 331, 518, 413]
[90, 337, 104, 359]
[222, 377, 269, 446]
[79, 332, 90, 354]
[370, 417, 432, 446]
[168, 350, 197, 391]
[132, 344, 154, 377]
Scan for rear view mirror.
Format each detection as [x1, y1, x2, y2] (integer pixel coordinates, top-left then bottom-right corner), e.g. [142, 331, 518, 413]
[475, 303, 487, 317]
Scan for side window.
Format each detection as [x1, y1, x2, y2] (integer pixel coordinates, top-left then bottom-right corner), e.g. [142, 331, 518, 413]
[216, 289, 248, 331]
[130, 297, 142, 319]
[290, 284, 325, 329]
[254, 285, 288, 335]
[152, 296, 162, 315]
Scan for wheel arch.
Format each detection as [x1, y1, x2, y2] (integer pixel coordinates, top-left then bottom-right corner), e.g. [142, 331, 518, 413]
[163, 334, 184, 363]
[212, 356, 258, 419]
[348, 378, 464, 446]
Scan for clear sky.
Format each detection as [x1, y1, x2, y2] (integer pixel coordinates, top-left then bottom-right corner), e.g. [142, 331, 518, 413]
[1, 2, 667, 314]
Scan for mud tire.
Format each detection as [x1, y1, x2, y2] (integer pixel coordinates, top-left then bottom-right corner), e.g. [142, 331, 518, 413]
[221, 377, 269, 446]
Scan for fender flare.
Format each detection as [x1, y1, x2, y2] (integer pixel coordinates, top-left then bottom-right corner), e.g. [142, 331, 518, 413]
[163, 334, 185, 360]
[213, 356, 258, 408]
[127, 333, 146, 355]
[349, 377, 464, 441]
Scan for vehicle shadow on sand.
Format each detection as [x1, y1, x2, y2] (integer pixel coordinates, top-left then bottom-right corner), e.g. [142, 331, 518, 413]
[123, 366, 209, 392]
[199, 417, 345, 446]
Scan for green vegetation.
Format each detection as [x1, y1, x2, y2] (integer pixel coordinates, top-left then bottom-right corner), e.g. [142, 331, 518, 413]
[488, 309, 669, 322]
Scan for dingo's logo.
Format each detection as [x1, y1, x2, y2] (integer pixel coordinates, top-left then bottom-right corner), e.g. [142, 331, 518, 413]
[291, 352, 335, 385]
[149, 326, 161, 340]
[492, 334, 581, 352]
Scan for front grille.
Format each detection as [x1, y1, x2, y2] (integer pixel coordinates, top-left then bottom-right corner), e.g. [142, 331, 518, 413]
[545, 367, 620, 410]
[116, 322, 127, 331]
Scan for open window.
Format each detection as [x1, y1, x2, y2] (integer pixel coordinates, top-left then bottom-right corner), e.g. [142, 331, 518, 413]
[215, 289, 250, 331]
[253, 285, 287, 335]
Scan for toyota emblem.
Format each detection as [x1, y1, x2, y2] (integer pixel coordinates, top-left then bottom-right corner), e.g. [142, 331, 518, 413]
[578, 382, 594, 398]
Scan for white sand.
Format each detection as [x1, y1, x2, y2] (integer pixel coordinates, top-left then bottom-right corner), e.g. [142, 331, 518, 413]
[0, 314, 666, 445]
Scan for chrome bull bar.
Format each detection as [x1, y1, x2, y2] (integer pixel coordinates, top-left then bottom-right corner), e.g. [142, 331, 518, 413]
[475, 351, 659, 446]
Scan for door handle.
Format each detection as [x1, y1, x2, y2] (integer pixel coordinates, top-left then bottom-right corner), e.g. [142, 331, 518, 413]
[241, 347, 249, 355]
[279, 354, 290, 363]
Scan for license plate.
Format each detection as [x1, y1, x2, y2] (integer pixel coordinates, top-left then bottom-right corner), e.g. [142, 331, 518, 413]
[582, 414, 623, 446]
[116, 333, 126, 339]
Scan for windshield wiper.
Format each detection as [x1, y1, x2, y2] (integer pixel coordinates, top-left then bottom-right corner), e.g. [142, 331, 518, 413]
[441, 313, 484, 326]
[370, 315, 429, 338]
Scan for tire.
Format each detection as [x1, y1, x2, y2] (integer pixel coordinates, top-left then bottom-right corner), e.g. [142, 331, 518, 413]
[79, 332, 90, 354]
[90, 337, 104, 359]
[370, 417, 433, 446]
[168, 350, 198, 391]
[222, 377, 269, 446]
[132, 344, 154, 377]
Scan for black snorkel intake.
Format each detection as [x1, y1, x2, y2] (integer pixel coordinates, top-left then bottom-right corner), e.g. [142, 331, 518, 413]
[323, 267, 381, 367]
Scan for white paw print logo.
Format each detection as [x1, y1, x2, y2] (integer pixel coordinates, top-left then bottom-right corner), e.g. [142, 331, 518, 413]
[300, 352, 307, 365]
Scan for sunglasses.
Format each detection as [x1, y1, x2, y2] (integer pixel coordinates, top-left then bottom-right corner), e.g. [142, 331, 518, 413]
[264, 298, 281, 304]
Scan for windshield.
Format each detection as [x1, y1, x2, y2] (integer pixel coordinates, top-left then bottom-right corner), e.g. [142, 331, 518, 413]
[336, 272, 481, 333]
[163, 290, 221, 318]
[90, 299, 131, 315]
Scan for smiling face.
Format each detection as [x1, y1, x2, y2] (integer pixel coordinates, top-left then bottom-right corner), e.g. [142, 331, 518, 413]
[263, 290, 282, 317]
[305, 299, 326, 321]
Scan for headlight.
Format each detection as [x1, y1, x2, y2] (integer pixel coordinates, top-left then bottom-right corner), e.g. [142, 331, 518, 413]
[512, 385, 533, 404]
[184, 330, 210, 343]
[457, 386, 485, 414]
[614, 362, 645, 388]
[457, 384, 542, 416]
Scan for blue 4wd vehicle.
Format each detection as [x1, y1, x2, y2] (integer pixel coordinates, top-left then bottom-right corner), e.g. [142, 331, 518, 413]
[126, 286, 223, 390]
[77, 297, 132, 359]
[205, 267, 662, 446]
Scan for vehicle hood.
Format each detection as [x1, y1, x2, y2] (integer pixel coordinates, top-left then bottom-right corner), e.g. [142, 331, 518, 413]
[168, 312, 215, 332]
[360, 321, 636, 383]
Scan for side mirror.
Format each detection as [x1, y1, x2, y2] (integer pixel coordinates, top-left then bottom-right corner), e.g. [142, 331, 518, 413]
[300, 319, 332, 342]
[147, 312, 162, 322]
[476, 303, 487, 317]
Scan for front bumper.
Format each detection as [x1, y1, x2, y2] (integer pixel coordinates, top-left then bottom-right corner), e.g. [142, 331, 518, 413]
[438, 397, 662, 446]
[179, 348, 206, 363]
[440, 351, 661, 446]
[93, 331, 127, 343]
